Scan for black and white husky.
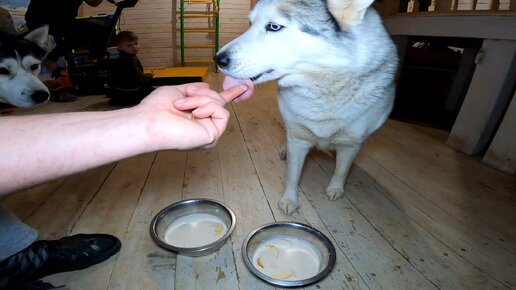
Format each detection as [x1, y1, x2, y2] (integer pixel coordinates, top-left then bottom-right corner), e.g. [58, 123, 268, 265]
[0, 26, 50, 108]
[215, 0, 398, 214]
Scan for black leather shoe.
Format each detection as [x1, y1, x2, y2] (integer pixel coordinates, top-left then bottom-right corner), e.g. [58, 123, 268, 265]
[0, 234, 121, 288]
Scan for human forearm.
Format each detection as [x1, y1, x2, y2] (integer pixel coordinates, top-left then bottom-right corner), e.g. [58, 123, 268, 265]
[0, 107, 155, 195]
[0, 84, 249, 196]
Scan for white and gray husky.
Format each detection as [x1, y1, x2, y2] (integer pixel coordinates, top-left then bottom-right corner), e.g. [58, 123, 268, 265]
[215, 0, 398, 214]
[0, 26, 50, 108]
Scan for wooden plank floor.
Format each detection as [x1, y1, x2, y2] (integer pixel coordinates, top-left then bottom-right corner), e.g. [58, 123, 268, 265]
[3, 72, 515, 290]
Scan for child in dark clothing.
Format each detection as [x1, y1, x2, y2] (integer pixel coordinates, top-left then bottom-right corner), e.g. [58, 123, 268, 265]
[108, 31, 154, 107]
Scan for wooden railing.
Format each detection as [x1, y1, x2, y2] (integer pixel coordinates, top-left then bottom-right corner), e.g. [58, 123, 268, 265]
[401, 0, 515, 13]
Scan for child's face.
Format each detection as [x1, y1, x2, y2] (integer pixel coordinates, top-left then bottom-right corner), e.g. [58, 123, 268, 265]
[118, 39, 140, 54]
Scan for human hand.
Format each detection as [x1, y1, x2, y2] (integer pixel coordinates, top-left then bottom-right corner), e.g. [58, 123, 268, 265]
[135, 83, 248, 150]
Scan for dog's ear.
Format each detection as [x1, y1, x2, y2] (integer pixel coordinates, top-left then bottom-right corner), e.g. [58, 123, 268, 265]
[24, 25, 49, 49]
[327, 0, 375, 27]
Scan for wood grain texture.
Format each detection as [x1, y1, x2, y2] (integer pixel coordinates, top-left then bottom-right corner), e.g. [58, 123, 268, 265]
[4, 73, 515, 290]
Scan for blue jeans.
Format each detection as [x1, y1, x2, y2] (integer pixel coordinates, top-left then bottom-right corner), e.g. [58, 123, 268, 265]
[0, 202, 38, 262]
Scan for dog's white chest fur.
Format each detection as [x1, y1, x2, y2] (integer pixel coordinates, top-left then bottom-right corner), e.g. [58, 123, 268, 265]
[277, 72, 392, 150]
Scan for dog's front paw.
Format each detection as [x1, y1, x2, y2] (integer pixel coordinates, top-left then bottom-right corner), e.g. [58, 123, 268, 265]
[278, 197, 298, 215]
[325, 186, 344, 200]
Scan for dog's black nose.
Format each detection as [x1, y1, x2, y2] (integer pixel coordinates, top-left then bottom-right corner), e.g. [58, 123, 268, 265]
[31, 90, 50, 103]
[213, 52, 230, 68]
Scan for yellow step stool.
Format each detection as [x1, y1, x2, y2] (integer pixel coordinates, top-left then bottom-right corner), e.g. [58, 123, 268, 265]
[144, 67, 209, 86]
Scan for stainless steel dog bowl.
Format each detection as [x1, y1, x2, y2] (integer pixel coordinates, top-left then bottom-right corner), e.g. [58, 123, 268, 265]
[242, 221, 336, 287]
[150, 198, 236, 256]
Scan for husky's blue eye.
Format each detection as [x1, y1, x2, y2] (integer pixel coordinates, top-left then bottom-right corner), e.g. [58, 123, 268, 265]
[30, 64, 40, 71]
[266, 23, 283, 32]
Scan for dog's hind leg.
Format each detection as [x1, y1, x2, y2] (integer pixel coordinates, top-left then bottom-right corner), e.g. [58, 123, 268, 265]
[278, 137, 312, 215]
[325, 144, 361, 200]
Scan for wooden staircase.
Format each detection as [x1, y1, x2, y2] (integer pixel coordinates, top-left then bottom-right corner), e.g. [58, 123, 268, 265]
[179, 0, 220, 66]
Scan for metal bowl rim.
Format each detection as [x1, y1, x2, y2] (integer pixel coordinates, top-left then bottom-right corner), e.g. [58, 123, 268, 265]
[242, 221, 337, 287]
[150, 198, 236, 255]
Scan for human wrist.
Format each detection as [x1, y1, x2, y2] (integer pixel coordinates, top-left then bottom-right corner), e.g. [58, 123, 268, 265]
[127, 105, 173, 153]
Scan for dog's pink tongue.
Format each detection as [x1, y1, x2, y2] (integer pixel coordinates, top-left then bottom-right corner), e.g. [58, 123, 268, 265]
[223, 75, 254, 102]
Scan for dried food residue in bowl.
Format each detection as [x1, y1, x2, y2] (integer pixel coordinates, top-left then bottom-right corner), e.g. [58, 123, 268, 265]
[252, 235, 322, 281]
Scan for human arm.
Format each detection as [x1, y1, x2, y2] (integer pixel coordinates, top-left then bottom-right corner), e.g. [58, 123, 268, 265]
[0, 83, 248, 196]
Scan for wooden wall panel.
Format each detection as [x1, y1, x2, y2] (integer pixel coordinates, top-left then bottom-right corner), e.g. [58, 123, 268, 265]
[83, 0, 250, 69]
[219, 1, 250, 46]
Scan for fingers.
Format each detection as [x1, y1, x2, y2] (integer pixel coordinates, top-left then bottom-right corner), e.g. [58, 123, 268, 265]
[167, 82, 210, 96]
[173, 96, 206, 111]
[174, 92, 222, 111]
[174, 84, 249, 112]
[183, 83, 211, 95]
[192, 102, 230, 120]
[183, 82, 249, 102]
[168, 83, 238, 148]
[219, 85, 249, 104]
[172, 92, 231, 138]
[191, 103, 231, 146]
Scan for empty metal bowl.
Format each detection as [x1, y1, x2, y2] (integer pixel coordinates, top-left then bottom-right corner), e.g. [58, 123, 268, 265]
[242, 221, 336, 287]
[150, 198, 236, 256]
